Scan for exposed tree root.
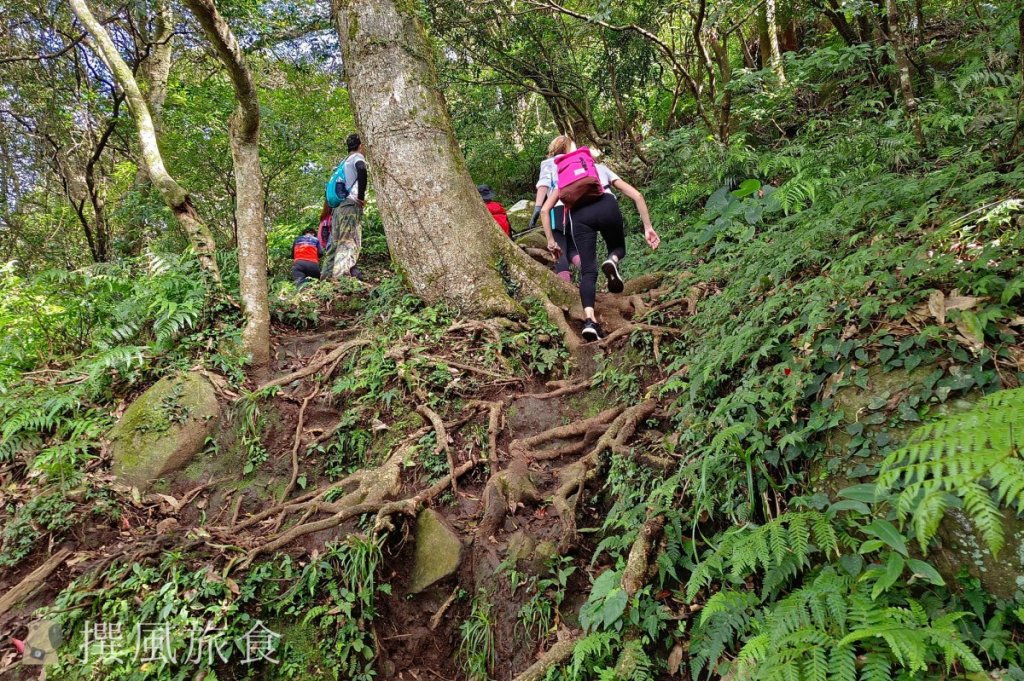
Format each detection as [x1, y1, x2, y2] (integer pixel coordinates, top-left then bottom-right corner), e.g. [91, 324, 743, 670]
[416, 405, 456, 493]
[622, 272, 666, 295]
[372, 459, 477, 535]
[509, 406, 623, 460]
[477, 458, 542, 540]
[281, 386, 319, 502]
[597, 323, 682, 348]
[512, 380, 590, 401]
[621, 514, 665, 598]
[551, 399, 658, 551]
[469, 399, 503, 462]
[256, 337, 369, 392]
[511, 636, 580, 681]
[428, 587, 460, 631]
[0, 548, 72, 617]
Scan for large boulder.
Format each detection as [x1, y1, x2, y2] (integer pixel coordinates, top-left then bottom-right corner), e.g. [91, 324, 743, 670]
[408, 509, 463, 594]
[109, 373, 221, 490]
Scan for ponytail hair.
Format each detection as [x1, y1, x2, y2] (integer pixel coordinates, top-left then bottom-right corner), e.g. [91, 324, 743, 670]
[547, 134, 574, 157]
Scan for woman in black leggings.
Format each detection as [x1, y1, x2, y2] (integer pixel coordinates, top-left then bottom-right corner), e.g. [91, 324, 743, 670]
[540, 164, 660, 341]
[532, 136, 579, 283]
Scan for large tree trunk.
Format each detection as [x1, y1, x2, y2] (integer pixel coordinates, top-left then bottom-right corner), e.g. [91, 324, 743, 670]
[69, 0, 222, 283]
[185, 0, 271, 368]
[332, 0, 569, 315]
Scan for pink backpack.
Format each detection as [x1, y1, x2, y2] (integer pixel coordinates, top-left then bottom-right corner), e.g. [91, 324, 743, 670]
[554, 147, 604, 209]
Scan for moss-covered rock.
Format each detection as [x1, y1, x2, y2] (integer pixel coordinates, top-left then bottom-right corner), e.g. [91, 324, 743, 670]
[109, 373, 221, 490]
[408, 508, 462, 594]
[822, 366, 1023, 598]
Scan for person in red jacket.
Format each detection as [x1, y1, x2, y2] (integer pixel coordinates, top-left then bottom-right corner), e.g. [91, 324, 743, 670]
[292, 227, 323, 287]
[477, 185, 511, 237]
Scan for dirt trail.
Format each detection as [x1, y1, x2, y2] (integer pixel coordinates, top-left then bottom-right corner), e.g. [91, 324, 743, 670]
[0, 269, 694, 680]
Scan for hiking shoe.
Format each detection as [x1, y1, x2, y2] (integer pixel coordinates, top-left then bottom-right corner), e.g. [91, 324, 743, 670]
[582, 320, 603, 342]
[602, 258, 624, 293]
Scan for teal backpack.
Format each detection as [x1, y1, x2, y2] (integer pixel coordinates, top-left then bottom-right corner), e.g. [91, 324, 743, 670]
[325, 158, 350, 208]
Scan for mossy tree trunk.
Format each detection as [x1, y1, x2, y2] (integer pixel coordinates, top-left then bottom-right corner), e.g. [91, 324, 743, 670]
[185, 0, 271, 368]
[331, 0, 573, 316]
[69, 0, 222, 284]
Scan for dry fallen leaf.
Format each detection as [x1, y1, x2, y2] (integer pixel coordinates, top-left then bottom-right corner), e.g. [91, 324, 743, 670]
[927, 290, 946, 325]
[945, 295, 982, 312]
[667, 643, 684, 676]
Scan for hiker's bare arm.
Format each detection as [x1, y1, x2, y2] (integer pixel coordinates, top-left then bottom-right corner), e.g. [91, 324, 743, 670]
[613, 179, 660, 249]
[541, 188, 561, 256]
[534, 185, 548, 209]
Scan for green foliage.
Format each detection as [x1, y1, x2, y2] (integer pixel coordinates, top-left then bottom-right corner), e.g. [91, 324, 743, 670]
[498, 298, 570, 376]
[729, 570, 981, 681]
[686, 511, 840, 601]
[237, 388, 275, 474]
[43, 535, 387, 680]
[459, 591, 496, 681]
[517, 555, 576, 643]
[878, 387, 1024, 556]
[0, 491, 77, 567]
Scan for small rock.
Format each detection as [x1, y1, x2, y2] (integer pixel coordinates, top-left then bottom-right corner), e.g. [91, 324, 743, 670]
[156, 517, 179, 534]
[408, 509, 463, 594]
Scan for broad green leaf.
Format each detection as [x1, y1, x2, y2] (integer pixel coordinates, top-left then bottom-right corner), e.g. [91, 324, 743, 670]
[863, 519, 908, 556]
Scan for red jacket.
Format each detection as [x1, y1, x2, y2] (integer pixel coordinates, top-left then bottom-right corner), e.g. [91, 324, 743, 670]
[486, 201, 511, 237]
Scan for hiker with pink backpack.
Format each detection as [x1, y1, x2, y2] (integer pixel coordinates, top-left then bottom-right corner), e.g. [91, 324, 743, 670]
[532, 135, 580, 283]
[540, 145, 660, 341]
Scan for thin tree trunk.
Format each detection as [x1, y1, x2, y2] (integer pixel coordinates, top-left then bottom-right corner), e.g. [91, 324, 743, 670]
[765, 0, 786, 83]
[184, 0, 270, 368]
[883, 0, 925, 146]
[136, 0, 174, 186]
[757, 5, 771, 69]
[332, 0, 570, 315]
[1009, 9, 1024, 155]
[710, 32, 733, 144]
[147, 0, 174, 134]
[69, 0, 222, 283]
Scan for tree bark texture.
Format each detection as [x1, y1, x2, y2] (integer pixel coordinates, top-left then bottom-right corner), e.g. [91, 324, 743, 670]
[765, 0, 787, 83]
[883, 0, 925, 146]
[69, 0, 223, 283]
[185, 0, 271, 368]
[332, 0, 571, 315]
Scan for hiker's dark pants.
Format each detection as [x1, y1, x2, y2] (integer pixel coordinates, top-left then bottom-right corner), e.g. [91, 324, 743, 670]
[291, 260, 320, 287]
[568, 193, 625, 309]
[550, 207, 578, 276]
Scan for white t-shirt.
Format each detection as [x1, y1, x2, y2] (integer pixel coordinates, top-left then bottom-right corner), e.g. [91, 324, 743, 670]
[597, 164, 621, 194]
[536, 157, 563, 208]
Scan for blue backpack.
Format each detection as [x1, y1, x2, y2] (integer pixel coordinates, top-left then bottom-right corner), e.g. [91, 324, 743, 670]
[325, 158, 350, 208]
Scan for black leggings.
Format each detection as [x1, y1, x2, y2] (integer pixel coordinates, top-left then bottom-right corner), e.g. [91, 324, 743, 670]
[550, 207, 578, 277]
[291, 260, 320, 287]
[568, 193, 625, 308]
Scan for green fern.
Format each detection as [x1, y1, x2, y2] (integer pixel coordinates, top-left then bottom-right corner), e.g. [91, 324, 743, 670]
[877, 387, 1024, 555]
[694, 570, 982, 681]
[687, 511, 840, 600]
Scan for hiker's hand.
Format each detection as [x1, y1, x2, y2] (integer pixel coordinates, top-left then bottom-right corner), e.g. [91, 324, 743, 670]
[645, 227, 660, 250]
[547, 239, 562, 258]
